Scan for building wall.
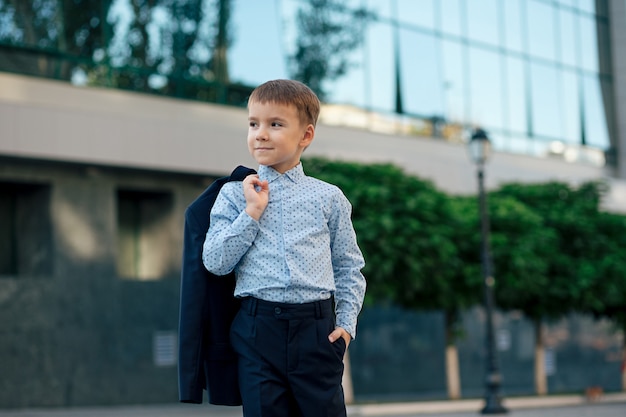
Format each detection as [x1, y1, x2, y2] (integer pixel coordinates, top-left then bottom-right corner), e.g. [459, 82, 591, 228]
[0, 157, 208, 407]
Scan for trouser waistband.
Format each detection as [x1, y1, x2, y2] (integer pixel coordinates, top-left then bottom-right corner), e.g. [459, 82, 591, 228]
[240, 297, 334, 319]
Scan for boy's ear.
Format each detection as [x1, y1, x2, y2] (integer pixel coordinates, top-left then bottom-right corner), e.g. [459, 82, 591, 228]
[300, 124, 315, 147]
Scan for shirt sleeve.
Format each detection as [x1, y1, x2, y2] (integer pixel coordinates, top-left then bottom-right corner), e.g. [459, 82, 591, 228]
[202, 184, 259, 276]
[329, 190, 366, 339]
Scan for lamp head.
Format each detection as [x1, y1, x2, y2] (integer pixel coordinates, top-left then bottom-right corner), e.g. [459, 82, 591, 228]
[468, 128, 492, 165]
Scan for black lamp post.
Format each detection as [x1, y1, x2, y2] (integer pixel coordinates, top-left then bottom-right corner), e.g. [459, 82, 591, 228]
[468, 128, 508, 415]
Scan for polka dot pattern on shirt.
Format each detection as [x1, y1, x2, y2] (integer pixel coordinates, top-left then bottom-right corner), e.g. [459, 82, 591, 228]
[202, 163, 366, 337]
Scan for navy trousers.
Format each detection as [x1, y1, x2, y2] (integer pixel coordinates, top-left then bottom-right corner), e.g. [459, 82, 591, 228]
[230, 297, 347, 417]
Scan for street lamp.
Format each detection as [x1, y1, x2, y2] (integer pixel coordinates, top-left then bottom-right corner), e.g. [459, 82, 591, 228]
[468, 128, 508, 415]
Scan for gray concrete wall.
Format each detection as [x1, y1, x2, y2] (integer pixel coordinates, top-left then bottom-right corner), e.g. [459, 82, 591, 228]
[0, 158, 208, 408]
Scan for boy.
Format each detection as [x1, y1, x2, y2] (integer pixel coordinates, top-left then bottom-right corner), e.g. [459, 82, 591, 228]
[202, 79, 366, 417]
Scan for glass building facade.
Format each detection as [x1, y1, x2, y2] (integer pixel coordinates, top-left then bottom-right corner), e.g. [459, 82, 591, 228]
[318, 0, 613, 158]
[0, 0, 617, 163]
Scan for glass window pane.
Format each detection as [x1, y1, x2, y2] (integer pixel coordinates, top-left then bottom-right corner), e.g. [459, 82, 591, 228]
[582, 75, 609, 148]
[325, 47, 367, 107]
[466, 0, 500, 46]
[398, 29, 444, 117]
[439, 0, 463, 37]
[397, 0, 435, 30]
[560, 70, 581, 143]
[530, 62, 562, 139]
[229, 0, 288, 85]
[367, 0, 393, 20]
[558, 0, 578, 7]
[366, 21, 395, 113]
[577, 0, 595, 14]
[579, 14, 599, 73]
[527, 1, 557, 62]
[469, 47, 504, 130]
[441, 39, 467, 122]
[505, 56, 527, 134]
[559, 8, 578, 68]
[557, 0, 578, 8]
[503, 0, 524, 53]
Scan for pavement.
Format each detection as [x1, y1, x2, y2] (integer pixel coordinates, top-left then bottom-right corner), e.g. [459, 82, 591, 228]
[0, 393, 624, 417]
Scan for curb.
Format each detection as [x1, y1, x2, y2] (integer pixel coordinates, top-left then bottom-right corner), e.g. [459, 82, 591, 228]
[347, 392, 626, 416]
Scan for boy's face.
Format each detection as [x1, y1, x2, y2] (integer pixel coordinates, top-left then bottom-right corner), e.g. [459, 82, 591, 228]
[247, 100, 314, 174]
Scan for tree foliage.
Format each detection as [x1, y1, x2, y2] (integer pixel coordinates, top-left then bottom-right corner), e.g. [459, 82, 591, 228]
[0, 0, 240, 100]
[305, 158, 626, 337]
[303, 157, 480, 313]
[492, 181, 611, 321]
[581, 210, 626, 332]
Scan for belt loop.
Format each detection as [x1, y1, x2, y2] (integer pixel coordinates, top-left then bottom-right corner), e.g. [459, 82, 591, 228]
[315, 300, 322, 319]
[247, 297, 258, 316]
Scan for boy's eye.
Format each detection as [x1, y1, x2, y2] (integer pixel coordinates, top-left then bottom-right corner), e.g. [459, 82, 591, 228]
[271, 122, 283, 127]
[249, 121, 258, 127]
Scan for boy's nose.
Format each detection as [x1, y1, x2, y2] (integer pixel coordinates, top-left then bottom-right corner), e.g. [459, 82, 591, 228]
[256, 129, 268, 140]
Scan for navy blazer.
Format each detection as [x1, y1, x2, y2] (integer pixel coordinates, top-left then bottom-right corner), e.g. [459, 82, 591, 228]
[178, 165, 256, 406]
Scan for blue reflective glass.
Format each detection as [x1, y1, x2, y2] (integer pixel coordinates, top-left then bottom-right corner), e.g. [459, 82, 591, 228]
[560, 70, 581, 143]
[366, 21, 395, 113]
[559, 8, 578, 68]
[530, 62, 562, 139]
[466, 0, 500, 46]
[527, 0, 557, 62]
[398, 29, 444, 117]
[367, 0, 393, 20]
[578, 14, 599, 73]
[397, 0, 435, 30]
[505, 56, 527, 134]
[439, 0, 463, 37]
[441, 39, 467, 122]
[557, 0, 578, 8]
[325, 48, 367, 108]
[577, 0, 595, 14]
[502, 0, 524, 53]
[582, 75, 609, 148]
[228, 0, 288, 85]
[469, 47, 504, 130]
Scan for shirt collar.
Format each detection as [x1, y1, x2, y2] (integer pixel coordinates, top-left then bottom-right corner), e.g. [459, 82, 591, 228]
[258, 163, 305, 184]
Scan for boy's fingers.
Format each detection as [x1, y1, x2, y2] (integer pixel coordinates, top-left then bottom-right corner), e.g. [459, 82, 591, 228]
[328, 327, 351, 348]
[245, 175, 268, 191]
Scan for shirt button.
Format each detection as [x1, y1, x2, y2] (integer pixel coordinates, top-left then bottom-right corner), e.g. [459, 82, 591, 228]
[274, 307, 281, 315]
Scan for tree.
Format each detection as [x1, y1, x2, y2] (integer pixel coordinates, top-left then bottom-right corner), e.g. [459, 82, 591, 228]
[581, 210, 626, 391]
[493, 181, 609, 395]
[0, 0, 103, 78]
[303, 157, 480, 399]
[447, 193, 554, 398]
[289, 0, 373, 101]
[1, 0, 238, 101]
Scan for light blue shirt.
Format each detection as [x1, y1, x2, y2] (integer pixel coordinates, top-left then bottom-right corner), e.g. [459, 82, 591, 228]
[203, 163, 366, 337]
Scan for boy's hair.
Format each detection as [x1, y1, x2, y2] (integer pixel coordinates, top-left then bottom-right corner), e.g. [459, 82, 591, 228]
[248, 79, 320, 127]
